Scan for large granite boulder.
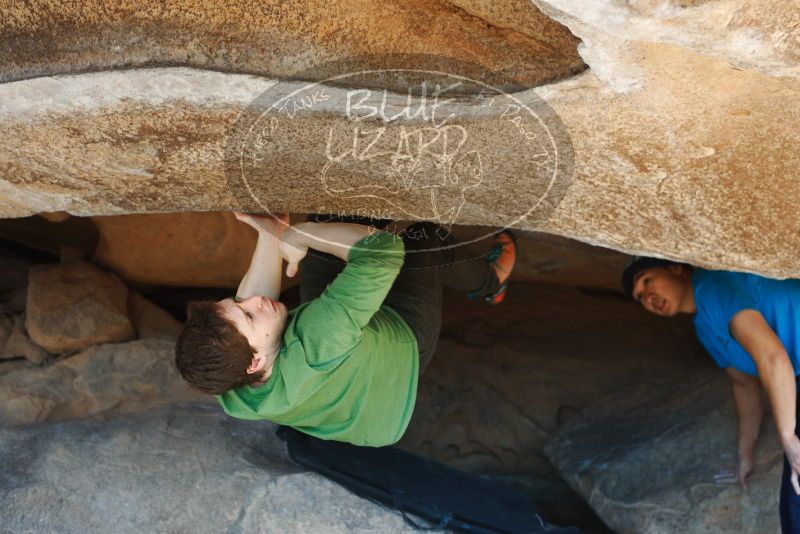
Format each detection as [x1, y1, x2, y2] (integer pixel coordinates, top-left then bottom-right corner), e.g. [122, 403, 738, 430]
[0, 1, 797, 278]
[0, 402, 429, 533]
[544, 370, 782, 533]
[0, 338, 206, 425]
[25, 261, 136, 353]
[532, 0, 798, 79]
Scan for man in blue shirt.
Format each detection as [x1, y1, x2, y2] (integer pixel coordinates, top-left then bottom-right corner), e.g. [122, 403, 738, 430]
[623, 257, 800, 533]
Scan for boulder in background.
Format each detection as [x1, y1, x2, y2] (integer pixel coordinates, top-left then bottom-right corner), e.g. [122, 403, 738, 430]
[0, 402, 433, 534]
[544, 370, 781, 533]
[0, 338, 205, 425]
[25, 261, 136, 353]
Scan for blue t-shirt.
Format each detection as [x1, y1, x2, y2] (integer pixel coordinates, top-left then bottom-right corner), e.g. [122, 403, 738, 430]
[693, 269, 800, 376]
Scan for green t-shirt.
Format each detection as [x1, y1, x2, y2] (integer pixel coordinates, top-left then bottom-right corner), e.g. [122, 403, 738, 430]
[216, 230, 419, 446]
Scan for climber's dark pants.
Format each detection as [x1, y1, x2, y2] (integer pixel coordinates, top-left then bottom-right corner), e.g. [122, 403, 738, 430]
[780, 376, 800, 533]
[299, 221, 501, 374]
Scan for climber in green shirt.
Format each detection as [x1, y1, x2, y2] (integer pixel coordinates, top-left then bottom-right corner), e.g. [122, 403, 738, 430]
[175, 212, 517, 446]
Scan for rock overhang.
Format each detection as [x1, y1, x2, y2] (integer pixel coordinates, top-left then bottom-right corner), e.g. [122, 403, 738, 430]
[0, 0, 799, 280]
[0, 0, 585, 87]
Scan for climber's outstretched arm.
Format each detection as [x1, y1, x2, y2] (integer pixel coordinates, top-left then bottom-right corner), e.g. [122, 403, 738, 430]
[233, 212, 287, 301]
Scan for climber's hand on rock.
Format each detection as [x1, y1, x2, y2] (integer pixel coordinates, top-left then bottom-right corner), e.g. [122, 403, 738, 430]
[234, 212, 290, 237]
[737, 449, 754, 489]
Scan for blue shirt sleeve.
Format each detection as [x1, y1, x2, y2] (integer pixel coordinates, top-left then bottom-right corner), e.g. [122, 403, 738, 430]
[693, 271, 760, 375]
[695, 271, 759, 334]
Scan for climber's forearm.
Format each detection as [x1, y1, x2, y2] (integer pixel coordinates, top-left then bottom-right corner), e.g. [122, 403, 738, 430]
[236, 230, 283, 300]
[287, 222, 379, 262]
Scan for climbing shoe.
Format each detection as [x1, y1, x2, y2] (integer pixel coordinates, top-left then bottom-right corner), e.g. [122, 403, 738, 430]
[468, 229, 517, 305]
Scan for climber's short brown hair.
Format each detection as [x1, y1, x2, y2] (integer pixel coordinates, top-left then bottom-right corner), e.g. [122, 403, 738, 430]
[174, 300, 260, 395]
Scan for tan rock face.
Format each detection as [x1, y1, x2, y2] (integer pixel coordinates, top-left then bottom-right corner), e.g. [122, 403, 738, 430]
[533, 0, 799, 80]
[0, 1, 798, 282]
[25, 261, 136, 353]
[93, 211, 256, 288]
[0, 0, 584, 89]
[92, 211, 305, 290]
[0, 52, 797, 278]
[37, 211, 71, 223]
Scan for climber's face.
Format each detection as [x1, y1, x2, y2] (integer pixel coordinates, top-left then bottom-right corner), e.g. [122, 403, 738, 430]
[631, 265, 694, 317]
[217, 295, 288, 363]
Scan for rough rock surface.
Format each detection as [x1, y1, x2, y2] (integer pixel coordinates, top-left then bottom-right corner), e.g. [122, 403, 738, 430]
[401, 283, 708, 476]
[127, 292, 183, 341]
[396, 283, 709, 529]
[25, 261, 136, 353]
[0, 0, 584, 89]
[525, 0, 800, 275]
[93, 211, 258, 288]
[544, 370, 781, 533]
[0, 1, 798, 277]
[532, 0, 799, 80]
[0, 57, 796, 277]
[0, 313, 49, 365]
[0, 338, 206, 425]
[0, 246, 30, 294]
[0, 402, 430, 534]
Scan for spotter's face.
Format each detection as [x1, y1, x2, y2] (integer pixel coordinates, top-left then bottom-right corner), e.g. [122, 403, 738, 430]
[631, 266, 691, 317]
